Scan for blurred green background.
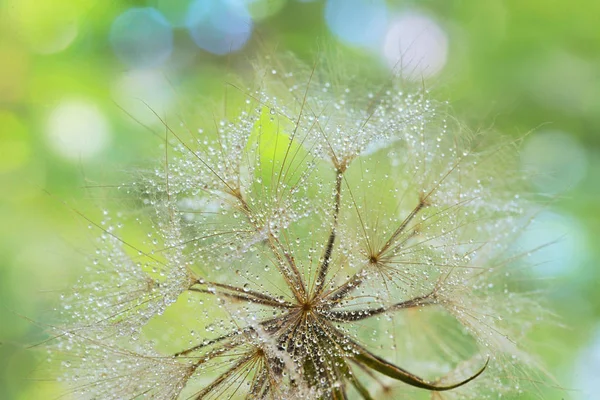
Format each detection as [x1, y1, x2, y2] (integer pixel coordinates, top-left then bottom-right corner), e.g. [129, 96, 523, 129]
[1, 0, 599, 398]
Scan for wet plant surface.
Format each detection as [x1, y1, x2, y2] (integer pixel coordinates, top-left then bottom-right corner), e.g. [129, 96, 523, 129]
[48, 58, 549, 399]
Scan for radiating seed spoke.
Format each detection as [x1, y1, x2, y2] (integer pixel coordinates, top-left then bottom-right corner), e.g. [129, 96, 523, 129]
[325, 293, 436, 322]
[353, 344, 489, 392]
[313, 169, 344, 299]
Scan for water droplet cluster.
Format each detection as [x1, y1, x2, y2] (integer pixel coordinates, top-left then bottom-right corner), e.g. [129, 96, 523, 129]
[49, 56, 547, 399]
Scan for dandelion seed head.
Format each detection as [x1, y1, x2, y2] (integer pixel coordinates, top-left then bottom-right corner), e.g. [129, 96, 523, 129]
[59, 212, 196, 338]
[49, 52, 552, 399]
[52, 332, 197, 400]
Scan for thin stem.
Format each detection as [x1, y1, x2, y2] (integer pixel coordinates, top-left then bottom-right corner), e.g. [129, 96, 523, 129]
[147, 105, 238, 196]
[248, 365, 269, 397]
[174, 333, 239, 357]
[313, 169, 344, 299]
[237, 197, 307, 302]
[352, 342, 489, 391]
[175, 316, 283, 357]
[193, 352, 257, 399]
[190, 281, 295, 309]
[376, 196, 427, 258]
[321, 269, 367, 309]
[189, 288, 292, 309]
[324, 293, 436, 322]
[347, 366, 375, 400]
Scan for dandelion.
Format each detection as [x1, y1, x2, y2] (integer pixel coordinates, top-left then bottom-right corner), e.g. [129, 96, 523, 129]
[50, 53, 549, 399]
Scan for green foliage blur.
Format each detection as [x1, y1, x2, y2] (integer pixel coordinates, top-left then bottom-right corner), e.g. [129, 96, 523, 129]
[1, 0, 599, 399]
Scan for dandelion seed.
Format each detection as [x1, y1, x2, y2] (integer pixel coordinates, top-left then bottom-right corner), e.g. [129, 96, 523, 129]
[49, 53, 552, 399]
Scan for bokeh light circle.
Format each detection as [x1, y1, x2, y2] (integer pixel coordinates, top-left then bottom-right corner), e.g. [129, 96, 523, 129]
[36, 22, 79, 55]
[575, 325, 600, 398]
[46, 100, 110, 161]
[186, 0, 253, 55]
[382, 12, 448, 80]
[518, 211, 588, 277]
[324, 0, 387, 49]
[112, 70, 174, 126]
[5, 0, 81, 54]
[520, 130, 588, 194]
[244, 0, 287, 21]
[109, 7, 173, 68]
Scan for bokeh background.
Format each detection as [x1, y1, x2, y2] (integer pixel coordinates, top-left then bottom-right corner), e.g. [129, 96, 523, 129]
[1, 0, 599, 398]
